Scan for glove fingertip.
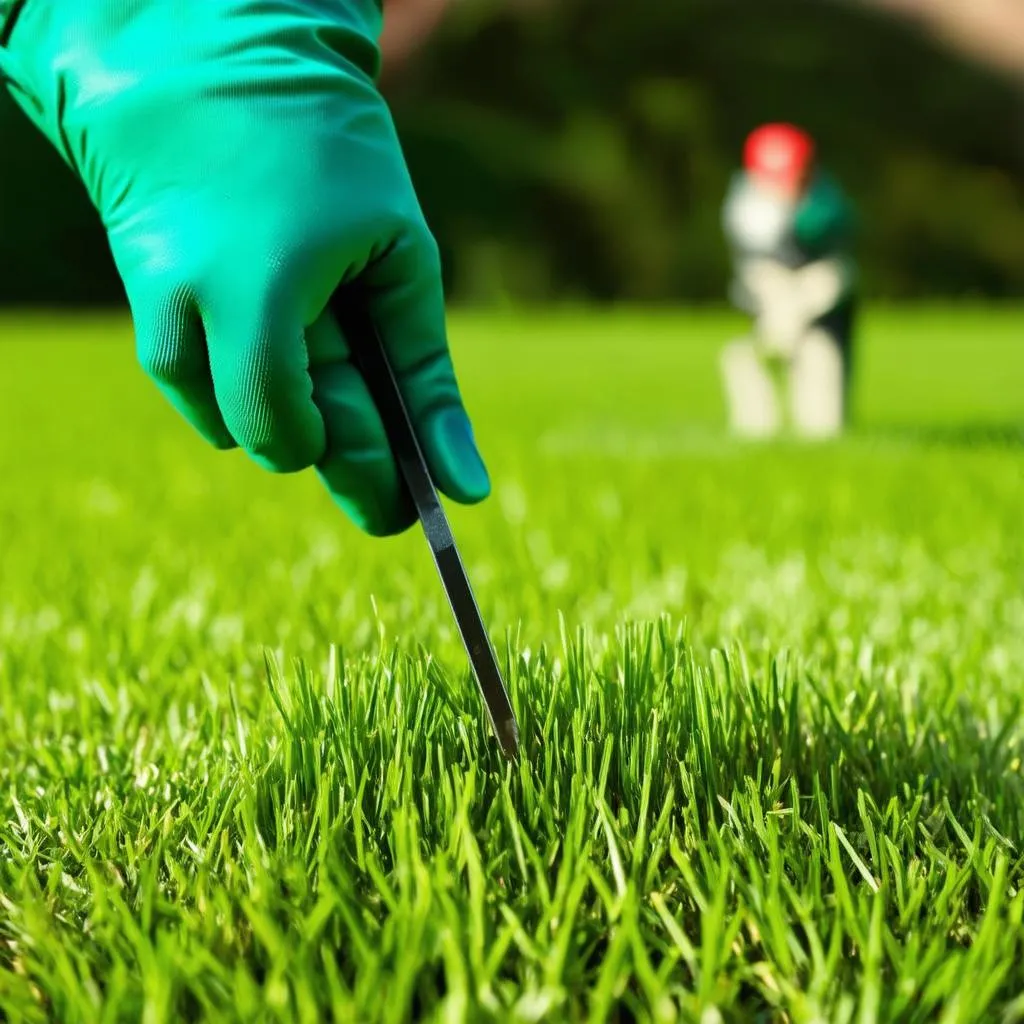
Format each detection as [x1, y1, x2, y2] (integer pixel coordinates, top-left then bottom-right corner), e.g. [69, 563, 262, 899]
[425, 406, 491, 505]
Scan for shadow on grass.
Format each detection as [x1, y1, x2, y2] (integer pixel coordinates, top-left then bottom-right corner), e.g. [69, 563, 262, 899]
[854, 422, 1024, 448]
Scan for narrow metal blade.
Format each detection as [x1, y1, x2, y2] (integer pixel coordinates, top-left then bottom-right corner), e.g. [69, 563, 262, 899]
[331, 289, 520, 760]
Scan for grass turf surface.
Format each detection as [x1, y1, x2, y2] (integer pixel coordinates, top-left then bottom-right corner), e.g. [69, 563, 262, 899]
[1, 306, 1023, 1023]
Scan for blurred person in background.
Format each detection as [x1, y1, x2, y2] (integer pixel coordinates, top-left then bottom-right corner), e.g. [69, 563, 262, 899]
[720, 124, 859, 440]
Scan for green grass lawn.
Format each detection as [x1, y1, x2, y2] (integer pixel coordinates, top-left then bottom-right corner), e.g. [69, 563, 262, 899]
[1, 305, 1023, 1023]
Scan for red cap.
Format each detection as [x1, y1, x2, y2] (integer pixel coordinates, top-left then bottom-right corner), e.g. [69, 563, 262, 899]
[743, 123, 815, 192]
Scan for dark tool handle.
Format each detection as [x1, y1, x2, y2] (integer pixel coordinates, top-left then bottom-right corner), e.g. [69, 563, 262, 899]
[331, 289, 520, 761]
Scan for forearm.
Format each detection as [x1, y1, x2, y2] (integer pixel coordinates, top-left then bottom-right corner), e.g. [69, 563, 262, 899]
[379, 0, 452, 73]
[0, 0, 387, 129]
[860, 0, 1024, 75]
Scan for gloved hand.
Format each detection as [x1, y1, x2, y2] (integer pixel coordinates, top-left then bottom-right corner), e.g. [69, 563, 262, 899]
[742, 257, 850, 360]
[0, 0, 490, 536]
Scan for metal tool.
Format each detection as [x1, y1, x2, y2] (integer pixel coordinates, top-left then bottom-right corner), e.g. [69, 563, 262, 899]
[331, 289, 520, 760]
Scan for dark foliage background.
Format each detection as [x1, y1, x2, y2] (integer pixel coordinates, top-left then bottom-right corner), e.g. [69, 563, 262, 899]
[1, 0, 1021, 306]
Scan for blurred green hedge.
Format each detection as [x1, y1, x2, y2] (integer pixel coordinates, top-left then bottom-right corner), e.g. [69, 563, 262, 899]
[2, 0, 1021, 305]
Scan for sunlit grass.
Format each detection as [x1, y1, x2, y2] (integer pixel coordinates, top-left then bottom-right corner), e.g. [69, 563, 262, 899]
[1, 306, 1023, 1022]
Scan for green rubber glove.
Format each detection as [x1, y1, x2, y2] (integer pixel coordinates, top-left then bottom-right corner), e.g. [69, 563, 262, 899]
[0, 0, 490, 536]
